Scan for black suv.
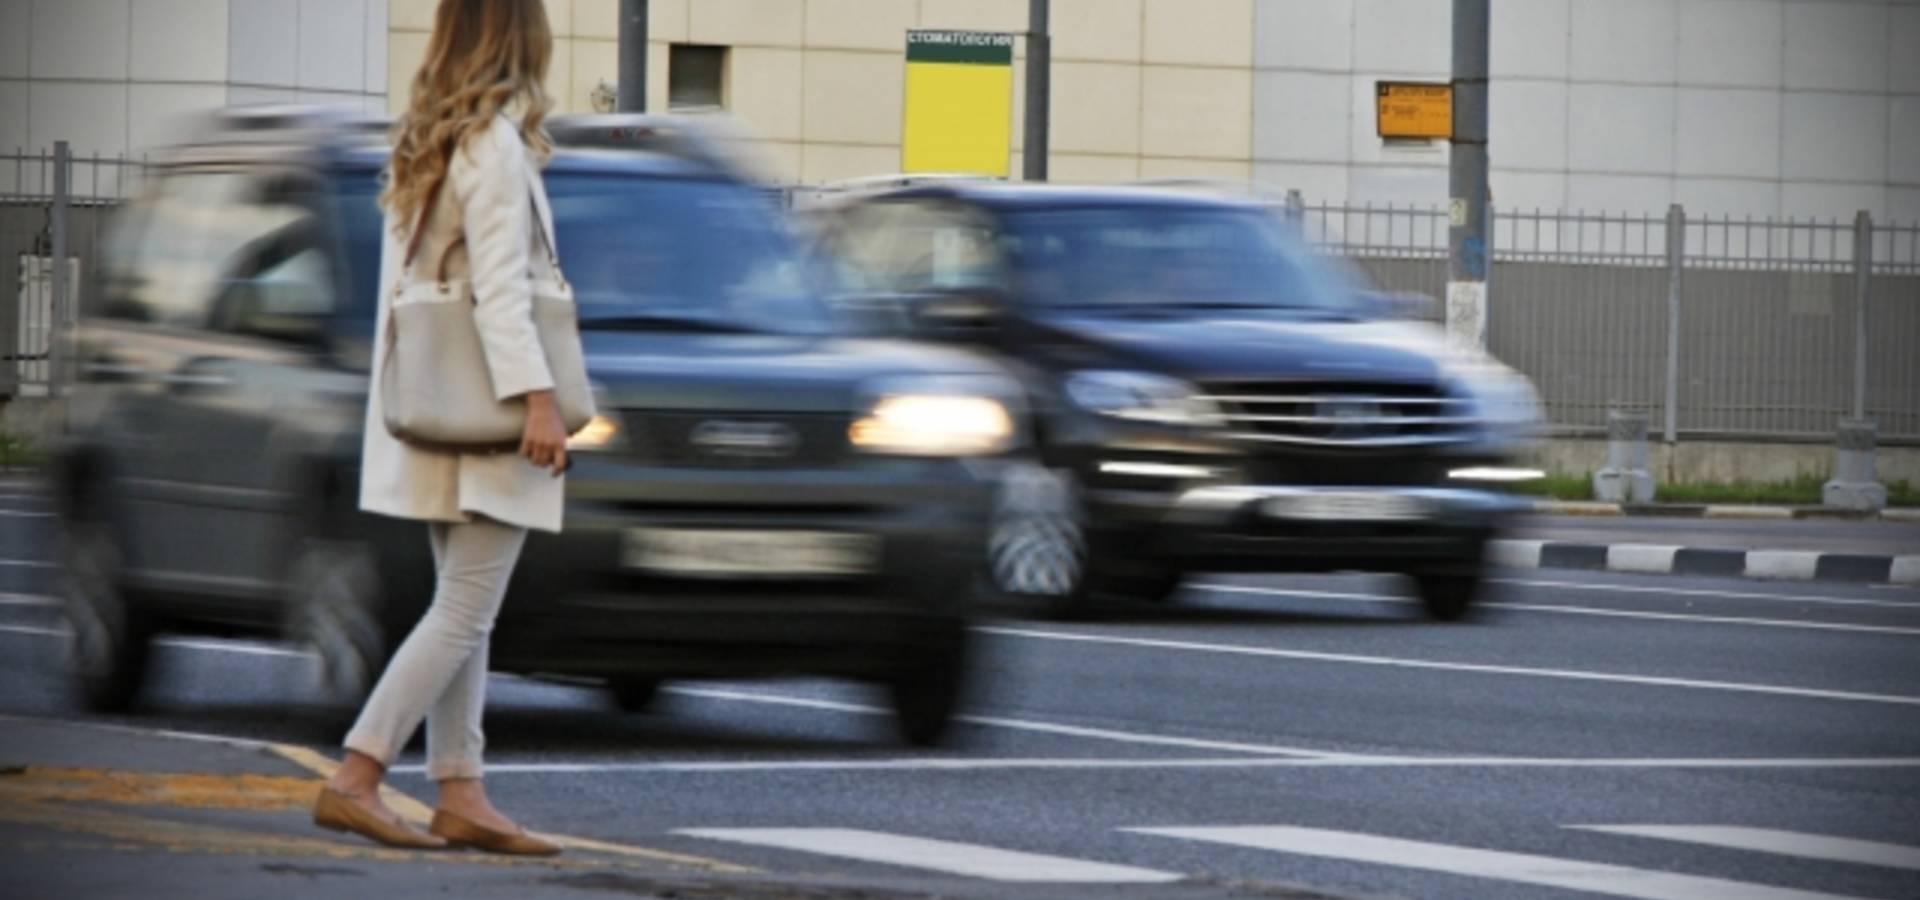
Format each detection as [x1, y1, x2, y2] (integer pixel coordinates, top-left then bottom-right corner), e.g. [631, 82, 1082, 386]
[54, 109, 1017, 743]
[814, 184, 1540, 619]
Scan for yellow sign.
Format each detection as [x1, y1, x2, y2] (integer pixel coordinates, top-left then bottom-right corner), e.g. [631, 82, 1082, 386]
[1376, 82, 1452, 140]
[902, 30, 1015, 177]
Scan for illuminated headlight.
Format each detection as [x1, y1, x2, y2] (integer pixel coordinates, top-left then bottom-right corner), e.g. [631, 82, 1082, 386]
[850, 376, 1020, 456]
[1064, 370, 1223, 426]
[1448, 466, 1546, 483]
[566, 414, 624, 451]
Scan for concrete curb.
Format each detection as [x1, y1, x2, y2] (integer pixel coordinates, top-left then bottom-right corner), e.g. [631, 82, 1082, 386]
[1531, 501, 1920, 521]
[1490, 540, 1920, 586]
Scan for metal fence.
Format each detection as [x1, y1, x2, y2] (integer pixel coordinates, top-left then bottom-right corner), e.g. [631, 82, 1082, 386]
[4, 143, 1915, 444]
[2, 145, 150, 397]
[1289, 196, 1920, 443]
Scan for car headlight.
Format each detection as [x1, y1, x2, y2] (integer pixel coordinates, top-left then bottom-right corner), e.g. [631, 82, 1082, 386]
[566, 413, 624, 451]
[1064, 370, 1223, 426]
[1454, 367, 1544, 439]
[850, 376, 1021, 456]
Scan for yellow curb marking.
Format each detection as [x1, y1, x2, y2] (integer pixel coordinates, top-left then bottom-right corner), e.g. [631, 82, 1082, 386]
[265, 744, 752, 874]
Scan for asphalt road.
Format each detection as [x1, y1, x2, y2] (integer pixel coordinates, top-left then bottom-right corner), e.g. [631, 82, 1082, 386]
[2, 487, 1918, 899]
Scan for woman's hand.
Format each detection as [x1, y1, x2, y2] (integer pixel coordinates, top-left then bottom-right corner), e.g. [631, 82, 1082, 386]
[519, 390, 569, 477]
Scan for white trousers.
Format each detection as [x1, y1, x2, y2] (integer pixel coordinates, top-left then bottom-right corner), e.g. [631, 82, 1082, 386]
[343, 517, 527, 780]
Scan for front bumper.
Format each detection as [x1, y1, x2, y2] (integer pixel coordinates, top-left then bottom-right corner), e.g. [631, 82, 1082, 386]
[496, 457, 994, 678]
[1091, 482, 1522, 573]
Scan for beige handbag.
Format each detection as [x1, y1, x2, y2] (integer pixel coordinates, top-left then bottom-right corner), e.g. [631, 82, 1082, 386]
[380, 174, 595, 450]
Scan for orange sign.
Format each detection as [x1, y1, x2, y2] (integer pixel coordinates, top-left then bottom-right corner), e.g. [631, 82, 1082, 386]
[1376, 82, 1452, 140]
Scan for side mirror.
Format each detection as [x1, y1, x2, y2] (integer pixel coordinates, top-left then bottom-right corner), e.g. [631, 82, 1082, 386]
[907, 287, 1006, 341]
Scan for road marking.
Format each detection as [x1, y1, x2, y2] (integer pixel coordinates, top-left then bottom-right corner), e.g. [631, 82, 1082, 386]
[1608, 544, 1682, 574]
[978, 626, 1920, 707]
[677, 828, 1181, 883]
[0, 623, 315, 658]
[1491, 577, 1920, 609]
[395, 755, 1920, 775]
[0, 592, 54, 607]
[1572, 825, 1920, 871]
[1195, 583, 1920, 636]
[667, 687, 1346, 758]
[1128, 826, 1864, 900]
[0, 557, 56, 568]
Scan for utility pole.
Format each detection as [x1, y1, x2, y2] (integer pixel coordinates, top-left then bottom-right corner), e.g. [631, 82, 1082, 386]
[1023, 0, 1050, 182]
[1446, 0, 1490, 349]
[618, 0, 648, 112]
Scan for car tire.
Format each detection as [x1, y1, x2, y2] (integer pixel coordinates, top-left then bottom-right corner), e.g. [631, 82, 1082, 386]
[60, 520, 153, 712]
[608, 677, 663, 713]
[1413, 571, 1481, 622]
[287, 541, 390, 709]
[986, 463, 1096, 618]
[888, 627, 969, 747]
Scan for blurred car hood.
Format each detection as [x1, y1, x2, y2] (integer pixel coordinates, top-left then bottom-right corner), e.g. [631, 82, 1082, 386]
[1028, 311, 1453, 385]
[582, 331, 1004, 412]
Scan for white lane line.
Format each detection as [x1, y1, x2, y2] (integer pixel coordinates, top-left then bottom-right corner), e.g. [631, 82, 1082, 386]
[1196, 583, 1920, 636]
[1608, 544, 1683, 575]
[667, 687, 1345, 758]
[0, 623, 311, 659]
[0, 592, 54, 607]
[1572, 825, 1920, 871]
[676, 828, 1181, 884]
[389, 755, 1920, 775]
[1127, 826, 1864, 900]
[1491, 577, 1920, 609]
[978, 626, 1920, 707]
[0, 558, 56, 569]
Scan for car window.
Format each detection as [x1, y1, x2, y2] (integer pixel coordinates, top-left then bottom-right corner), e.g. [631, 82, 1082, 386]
[833, 200, 1004, 295]
[100, 168, 307, 329]
[1002, 206, 1356, 313]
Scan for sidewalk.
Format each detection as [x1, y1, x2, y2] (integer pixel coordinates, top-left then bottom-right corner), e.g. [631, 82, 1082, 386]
[1502, 514, 1920, 586]
[0, 716, 773, 900]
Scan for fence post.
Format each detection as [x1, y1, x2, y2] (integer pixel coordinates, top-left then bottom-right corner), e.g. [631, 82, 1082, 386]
[50, 141, 70, 399]
[1283, 189, 1304, 231]
[1852, 210, 1870, 420]
[1663, 203, 1683, 444]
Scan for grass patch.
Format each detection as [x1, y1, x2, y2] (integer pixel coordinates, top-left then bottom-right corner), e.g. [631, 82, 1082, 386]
[1503, 472, 1918, 507]
[0, 431, 41, 469]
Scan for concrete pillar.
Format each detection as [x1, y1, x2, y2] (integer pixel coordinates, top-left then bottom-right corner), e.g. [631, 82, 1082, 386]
[1593, 410, 1656, 504]
[1823, 419, 1887, 511]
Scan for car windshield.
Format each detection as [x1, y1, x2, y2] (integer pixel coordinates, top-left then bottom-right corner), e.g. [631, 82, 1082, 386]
[332, 168, 830, 334]
[1001, 206, 1357, 314]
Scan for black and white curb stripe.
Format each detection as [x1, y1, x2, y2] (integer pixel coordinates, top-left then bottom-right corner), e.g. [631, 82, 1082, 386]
[1490, 541, 1920, 586]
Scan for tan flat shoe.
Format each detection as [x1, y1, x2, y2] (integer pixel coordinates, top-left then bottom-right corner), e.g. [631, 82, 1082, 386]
[313, 787, 448, 850]
[430, 809, 562, 857]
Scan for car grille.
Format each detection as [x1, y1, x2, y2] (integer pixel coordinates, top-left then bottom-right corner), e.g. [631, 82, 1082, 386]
[622, 411, 850, 468]
[1198, 381, 1474, 448]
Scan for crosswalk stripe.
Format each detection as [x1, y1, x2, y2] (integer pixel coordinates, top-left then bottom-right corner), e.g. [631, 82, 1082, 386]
[675, 828, 1181, 884]
[1126, 826, 1866, 900]
[1572, 825, 1920, 871]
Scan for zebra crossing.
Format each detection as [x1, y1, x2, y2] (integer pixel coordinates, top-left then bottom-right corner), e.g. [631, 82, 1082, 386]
[674, 822, 1919, 897]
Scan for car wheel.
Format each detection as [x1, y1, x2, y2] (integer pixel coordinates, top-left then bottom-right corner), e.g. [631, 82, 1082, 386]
[608, 677, 662, 713]
[61, 521, 152, 712]
[888, 627, 969, 747]
[987, 463, 1094, 618]
[1413, 571, 1481, 622]
[287, 541, 390, 708]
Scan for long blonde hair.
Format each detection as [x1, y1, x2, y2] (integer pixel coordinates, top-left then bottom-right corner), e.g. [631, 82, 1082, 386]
[383, 0, 554, 229]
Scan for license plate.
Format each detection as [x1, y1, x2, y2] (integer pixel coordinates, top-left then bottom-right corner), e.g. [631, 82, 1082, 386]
[623, 529, 880, 578]
[1262, 492, 1432, 522]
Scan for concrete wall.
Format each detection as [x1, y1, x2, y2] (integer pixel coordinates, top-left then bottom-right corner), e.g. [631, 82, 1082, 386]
[1, 0, 389, 159]
[1526, 438, 1920, 486]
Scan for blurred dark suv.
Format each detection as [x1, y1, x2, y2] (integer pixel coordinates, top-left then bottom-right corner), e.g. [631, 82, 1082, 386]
[813, 183, 1541, 619]
[54, 109, 1017, 743]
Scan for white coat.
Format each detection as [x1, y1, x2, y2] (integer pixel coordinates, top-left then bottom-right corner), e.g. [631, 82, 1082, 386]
[359, 115, 567, 534]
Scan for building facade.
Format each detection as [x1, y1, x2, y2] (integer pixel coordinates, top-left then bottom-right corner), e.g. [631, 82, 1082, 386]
[1, 0, 390, 162]
[3, 0, 1911, 222]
